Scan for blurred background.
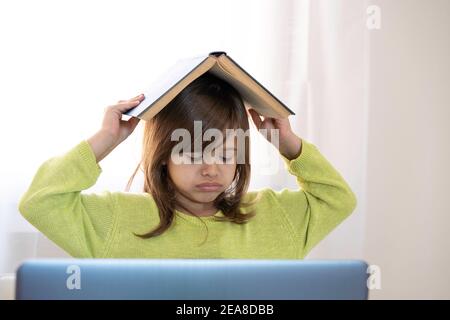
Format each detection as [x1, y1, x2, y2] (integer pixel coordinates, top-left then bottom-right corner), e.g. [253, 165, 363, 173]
[0, 0, 449, 299]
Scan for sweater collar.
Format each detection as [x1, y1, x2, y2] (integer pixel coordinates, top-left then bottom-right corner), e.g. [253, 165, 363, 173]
[175, 209, 225, 226]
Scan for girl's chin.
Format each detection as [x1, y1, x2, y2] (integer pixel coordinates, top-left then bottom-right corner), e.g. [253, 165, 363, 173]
[192, 191, 220, 200]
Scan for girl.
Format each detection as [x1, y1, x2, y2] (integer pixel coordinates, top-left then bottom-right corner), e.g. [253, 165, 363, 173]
[18, 72, 357, 259]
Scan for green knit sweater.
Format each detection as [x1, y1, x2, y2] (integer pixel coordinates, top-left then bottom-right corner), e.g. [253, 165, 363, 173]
[18, 138, 357, 259]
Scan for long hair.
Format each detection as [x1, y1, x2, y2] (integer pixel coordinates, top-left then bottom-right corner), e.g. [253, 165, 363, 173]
[125, 72, 260, 243]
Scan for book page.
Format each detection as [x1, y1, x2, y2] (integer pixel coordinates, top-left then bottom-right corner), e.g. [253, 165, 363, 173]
[124, 55, 209, 117]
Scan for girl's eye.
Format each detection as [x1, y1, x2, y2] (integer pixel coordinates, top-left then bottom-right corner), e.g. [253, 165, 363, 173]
[186, 153, 202, 161]
[221, 155, 236, 163]
[184, 152, 235, 163]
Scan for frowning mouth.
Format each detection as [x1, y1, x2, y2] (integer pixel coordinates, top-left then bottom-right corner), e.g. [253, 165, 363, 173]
[195, 183, 223, 191]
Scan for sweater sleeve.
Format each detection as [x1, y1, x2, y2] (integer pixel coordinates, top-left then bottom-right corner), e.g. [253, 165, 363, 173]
[268, 137, 357, 258]
[18, 140, 117, 258]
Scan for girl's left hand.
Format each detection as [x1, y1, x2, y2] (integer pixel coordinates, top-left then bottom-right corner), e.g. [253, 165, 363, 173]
[248, 108, 303, 160]
[248, 108, 293, 140]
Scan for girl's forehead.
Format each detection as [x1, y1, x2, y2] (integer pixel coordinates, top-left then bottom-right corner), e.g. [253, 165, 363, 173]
[192, 127, 240, 142]
[173, 123, 247, 152]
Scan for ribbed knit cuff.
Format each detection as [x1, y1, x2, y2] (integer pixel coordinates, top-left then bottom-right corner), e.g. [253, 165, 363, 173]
[77, 140, 103, 176]
[280, 138, 319, 176]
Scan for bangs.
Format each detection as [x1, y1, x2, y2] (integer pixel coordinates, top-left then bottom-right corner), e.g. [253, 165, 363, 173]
[182, 92, 248, 153]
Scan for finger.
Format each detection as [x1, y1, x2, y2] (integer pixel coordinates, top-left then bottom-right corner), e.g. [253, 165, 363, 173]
[262, 116, 274, 124]
[122, 116, 140, 128]
[128, 117, 141, 130]
[130, 93, 145, 101]
[118, 94, 144, 104]
[108, 100, 141, 113]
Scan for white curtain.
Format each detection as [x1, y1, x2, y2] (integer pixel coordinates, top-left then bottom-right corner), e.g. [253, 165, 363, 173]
[270, 0, 368, 259]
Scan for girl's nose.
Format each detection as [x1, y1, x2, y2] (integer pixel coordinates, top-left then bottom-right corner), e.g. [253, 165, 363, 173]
[201, 163, 219, 177]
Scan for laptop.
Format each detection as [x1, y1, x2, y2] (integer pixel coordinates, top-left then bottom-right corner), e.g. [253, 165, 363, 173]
[16, 259, 369, 300]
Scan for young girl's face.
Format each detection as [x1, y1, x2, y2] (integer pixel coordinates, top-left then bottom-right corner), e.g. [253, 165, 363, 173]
[167, 145, 238, 204]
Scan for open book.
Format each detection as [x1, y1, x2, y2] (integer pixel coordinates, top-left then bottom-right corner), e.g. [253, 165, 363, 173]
[124, 51, 295, 121]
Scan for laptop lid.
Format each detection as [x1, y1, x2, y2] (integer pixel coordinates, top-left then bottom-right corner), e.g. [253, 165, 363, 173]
[16, 259, 369, 300]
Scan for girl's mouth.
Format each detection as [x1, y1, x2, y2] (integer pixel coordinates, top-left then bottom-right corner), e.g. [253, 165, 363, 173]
[195, 183, 222, 192]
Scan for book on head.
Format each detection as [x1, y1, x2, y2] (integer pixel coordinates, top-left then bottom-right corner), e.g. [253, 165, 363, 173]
[124, 51, 295, 121]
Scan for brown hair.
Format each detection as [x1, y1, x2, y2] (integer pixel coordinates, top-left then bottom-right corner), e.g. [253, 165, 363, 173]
[125, 72, 260, 243]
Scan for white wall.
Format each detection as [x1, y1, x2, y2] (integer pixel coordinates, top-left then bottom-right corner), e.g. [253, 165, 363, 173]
[363, 0, 450, 299]
[299, 0, 369, 261]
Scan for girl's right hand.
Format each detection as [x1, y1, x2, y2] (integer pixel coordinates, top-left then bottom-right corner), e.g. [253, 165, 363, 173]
[100, 93, 145, 145]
